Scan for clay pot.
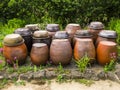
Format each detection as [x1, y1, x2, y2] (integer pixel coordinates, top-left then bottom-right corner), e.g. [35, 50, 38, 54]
[3, 34, 27, 65]
[97, 41, 117, 65]
[96, 30, 117, 47]
[65, 23, 81, 38]
[14, 28, 32, 52]
[25, 24, 40, 33]
[88, 21, 104, 43]
[73, 30, 93, 47]
[74, 38, 96, 63]
[50, 39, 72, 65]
[54, 31, 69, 39]
[30, 43, 49, 65]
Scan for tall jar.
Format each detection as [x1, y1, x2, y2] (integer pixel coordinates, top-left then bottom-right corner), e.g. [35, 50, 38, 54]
[73, 30, 93, 47]
[46, 24, 60, 38]
[30, 43, 49, 65]
[14, 28, 32, 52]
[3, 34, 27, 65]
[50, 39, 72, 65]
[88, 21, 104, 43]
[96, 30, 117, 47]
[74, 38, 96, 63]
[97, 41, 117, 65]
[32, 30, 51, 48]
[25, 24, 40, 34]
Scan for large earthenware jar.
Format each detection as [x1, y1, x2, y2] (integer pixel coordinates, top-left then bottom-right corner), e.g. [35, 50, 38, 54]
[97, 41, 117, 65]
[73, 30, 93, 47]
[3, 34, 27, 65]
[65, 23, 81, 38]
[14, 28, 32, 52]
[50, 39, 72, 65]
[25, 24, 40, 33]
[32, 30, 51, 48]
[88, 21, 104, 43]
[96, 30, 117, 47]
[30, 43, 49, 65]
[46, 24, 60, 38]
[74, 38, 96, 63]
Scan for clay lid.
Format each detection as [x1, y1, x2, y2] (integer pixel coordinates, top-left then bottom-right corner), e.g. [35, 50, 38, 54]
[77, 38, 92, 42]
[25, 24, 40, 31]
[98, 30, 117, 38]
[89, 21, 104, 30]
[99, 41, 117, 46]
[53, 39, 69, 42]
[32, 43, 47, 47]
[54, 31, 69, 39]
[46, 24, 60, 32]
[66, 23, 80, 27]
[3, 34, 24, 46]
[33, 30, 49, 38]
[75, 30, 93, 38]
[14, 28, 32, 36]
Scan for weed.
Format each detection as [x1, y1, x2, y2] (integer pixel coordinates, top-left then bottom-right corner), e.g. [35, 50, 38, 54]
[14, 80, 26, 86]
[0, 78, 8, 89]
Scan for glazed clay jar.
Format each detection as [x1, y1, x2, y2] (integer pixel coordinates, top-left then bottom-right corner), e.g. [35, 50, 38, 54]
[65, 23, 81, 38]
[25, 24, 40, 33]
[96, 30, 117, 47]
[74, 38, 96, 63]
[97, 41, 117, 65]
[88, 21, 104, 43]
[30, 43, 49, 65]
[46, 24, 60, 37]
[73, 30, 93, 47]
[32, 30, 51, 48]
[3, 34, 27, 65]
[50, 39, 72, 65]
[14, 28, 32, 52]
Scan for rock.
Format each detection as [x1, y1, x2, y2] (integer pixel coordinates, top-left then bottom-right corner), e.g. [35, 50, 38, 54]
[115, 70, 120, 80]
[45, 70, 57, 79]
[33, 70, 45, 79]
[8, 73, 19, 80]
[20, 71, 33, 81]
[107, 72, 119, 82]
[97, 71, 107, 80]
[71, 69, 83, 79]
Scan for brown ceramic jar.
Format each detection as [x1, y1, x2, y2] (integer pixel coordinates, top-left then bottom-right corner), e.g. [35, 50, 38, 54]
[14, 28, 32, 52]
[97, 41, 117, 65]
[46, 24, 60, 37]
[88, 21, 104, 43]
[3, 34, 27, 65]
[96, 30, 117, 47]
[50, 39, 72, 65]
[74, 38, 96, 63]
[30, 43, 49, 65]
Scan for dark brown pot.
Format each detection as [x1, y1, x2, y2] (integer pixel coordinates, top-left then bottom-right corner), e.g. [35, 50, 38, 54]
[50, 39, 72, 65]
[65, 24, 81, 38]
[96, 30, 117, 47]
[30, 43, 49, 65]
[88, 21, 104, 43]
[74, 38, 96, 63]
[14, 28, 32, 52]
[97, 41, 117, 65]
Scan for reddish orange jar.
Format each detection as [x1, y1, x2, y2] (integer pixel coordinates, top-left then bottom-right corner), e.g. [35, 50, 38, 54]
[50, 39, 72, 65]
[30, 43, 49, 65]
[74, 38, 96, 63]
[97, 41, 117, 65]
[3, 34, 27, 65]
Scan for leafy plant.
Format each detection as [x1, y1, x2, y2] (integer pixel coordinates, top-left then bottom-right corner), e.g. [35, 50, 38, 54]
[75, 53, 90, 72]
[0, 78, 8, 89]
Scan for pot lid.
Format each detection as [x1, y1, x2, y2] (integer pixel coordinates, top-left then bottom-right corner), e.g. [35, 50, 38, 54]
[54, 31, 69, 39]
[89, 21, 104, 30]
[14, 28, 32, 36]
[46, 24, 60, 32]
[98, 30, 117, 38]
[3, 34, 24, 46]
[25, 24, 40, 30]
[33, 30, 49, 38]
[32, 43, 47, 47]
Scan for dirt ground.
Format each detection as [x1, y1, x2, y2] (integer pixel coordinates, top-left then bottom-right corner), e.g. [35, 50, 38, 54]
[2, 80, 120, 90]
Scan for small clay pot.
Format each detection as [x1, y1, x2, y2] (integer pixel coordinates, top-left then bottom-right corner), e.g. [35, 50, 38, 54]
[97, 41, 117, 65]
[50, 39, 72, 65]
[14, 28, 32, 52]
[25, 24, 40, 33]
[88, 21, 104, 43]
[96, 30, 117, 47]
[74, 38, 96, 63]
[54, 31, 69, 39]
[30, 43, 49, 65]
[3, 34, 27, 65]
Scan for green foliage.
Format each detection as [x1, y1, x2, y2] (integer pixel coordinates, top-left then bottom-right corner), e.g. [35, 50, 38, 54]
[75, 54, 90, 72]
[0, 78, 8, 89]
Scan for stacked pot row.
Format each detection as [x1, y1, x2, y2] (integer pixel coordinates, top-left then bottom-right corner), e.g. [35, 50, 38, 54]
[2, 22, 118, 66]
